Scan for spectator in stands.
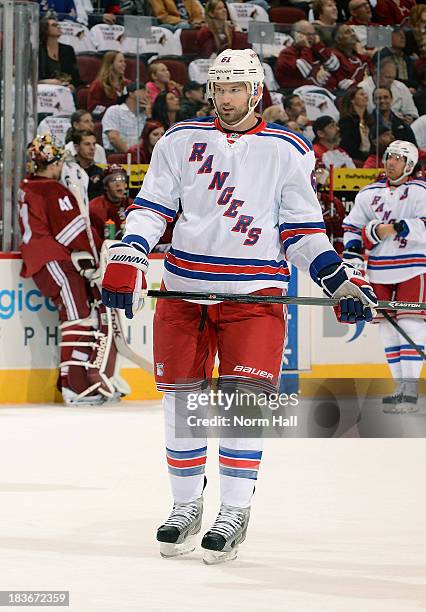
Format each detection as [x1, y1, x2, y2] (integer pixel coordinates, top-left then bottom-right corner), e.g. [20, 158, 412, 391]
[359, 57, 419, 121]
[128, 120, 165, 163]
[312, 0, 338, 47]
[72, 130, 104, 200]
[284, 120, 304, 133]
[363, 125, 395, 168]
[375, 0, 415, 26]
[414, 34, 426, 81]
[152, 90, 182, 130]
[411, 115, 426, 150]
[283, 94, 314, 141]
[146, 63, 182, 105]
[38, 0, 77, 18]
[312, 115, 356, 168]
[38, 15, 82, 91]
[179, 81, 206, 119]
[331, 24, 370, 91]
[64, 110, 107, 164]
[408, 4, 426, 54]
[372, 86, 417, 144]
[87, 51, 131, 118]
[196, 0, 248, 58]
[346, 0, 377, 48]
[102, 82, 150, 152]
[262, 105, 287, 125]
[339, 86, 372, 162]
[275, 20, 339, 90]
[413, 65, 426, 116]
[380, 28, 416, 89]
[149, 0, 204, 31]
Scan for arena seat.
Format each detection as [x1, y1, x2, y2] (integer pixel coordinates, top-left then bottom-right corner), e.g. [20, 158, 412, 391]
[149, 58, 189, 85]
[93, 121, 103, 145]
[179, 28, 199, 55]
[270, 7, 306, 25]
[76, 86, 89, 110]
[124, 57, 148, 83]
[76, 54, 102, 85]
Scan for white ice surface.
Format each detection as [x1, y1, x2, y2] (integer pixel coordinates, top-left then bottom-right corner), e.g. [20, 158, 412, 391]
[0, 402, 425, 612]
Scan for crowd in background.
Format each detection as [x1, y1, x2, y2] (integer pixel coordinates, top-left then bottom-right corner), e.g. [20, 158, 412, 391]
[32, 0, 426, 250]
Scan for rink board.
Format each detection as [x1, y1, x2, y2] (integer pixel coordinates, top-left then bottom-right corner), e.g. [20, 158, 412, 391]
[0, 254, 422, 403]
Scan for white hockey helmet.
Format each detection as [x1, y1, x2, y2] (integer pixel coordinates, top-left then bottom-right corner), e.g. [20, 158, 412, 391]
[383, 140, 419, 182]
[207, 49, 265, 126]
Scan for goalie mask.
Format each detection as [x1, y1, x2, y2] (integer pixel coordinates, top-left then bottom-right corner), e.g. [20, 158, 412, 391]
[383, 140, 418, 183]
[207, 49, 265, 128]
[28, 134, 65, 169]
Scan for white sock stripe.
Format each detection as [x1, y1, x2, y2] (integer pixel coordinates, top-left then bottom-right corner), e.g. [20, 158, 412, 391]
[47, 261, 79, 320]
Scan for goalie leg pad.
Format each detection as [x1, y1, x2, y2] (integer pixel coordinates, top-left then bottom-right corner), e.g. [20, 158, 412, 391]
[59, 307, 118, 402]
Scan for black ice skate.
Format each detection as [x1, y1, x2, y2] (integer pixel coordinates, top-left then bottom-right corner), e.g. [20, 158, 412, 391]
[201, 504, 250, 565]
[156, 497, 203, 558]
[383, 380, 419, 414]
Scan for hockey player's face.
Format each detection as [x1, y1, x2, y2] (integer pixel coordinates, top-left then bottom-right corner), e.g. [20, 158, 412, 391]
[106, 176, 126, 202]
[385, 153, 406, 181]
[214, 82, 252, 126]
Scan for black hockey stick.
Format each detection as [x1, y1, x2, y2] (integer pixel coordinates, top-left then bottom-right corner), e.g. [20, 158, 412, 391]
[147, 290, 426, 312]
[382, 311, 426, 360]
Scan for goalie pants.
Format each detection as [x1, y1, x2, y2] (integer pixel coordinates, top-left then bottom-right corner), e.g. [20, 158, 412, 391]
[153, 287, 287, 508]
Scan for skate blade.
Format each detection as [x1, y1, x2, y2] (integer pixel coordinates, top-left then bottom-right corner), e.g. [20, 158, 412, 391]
[382, 405, 402, 414]
[203, 547, 238, 565]
[159, 534, 197, 558]
[399, 403, 419, 414]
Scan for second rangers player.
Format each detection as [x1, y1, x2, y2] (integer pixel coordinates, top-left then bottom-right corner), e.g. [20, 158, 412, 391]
[343, 140, 426, 413]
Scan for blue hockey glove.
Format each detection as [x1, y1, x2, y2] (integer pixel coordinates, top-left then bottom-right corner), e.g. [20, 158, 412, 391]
[318, 262, 378, 323]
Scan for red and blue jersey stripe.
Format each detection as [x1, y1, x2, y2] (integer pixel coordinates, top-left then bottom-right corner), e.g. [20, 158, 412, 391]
[165, 248, 290, 283]
[342, 222, 362, 235]
[166, 445, 207, 477]
[279, 221, 326, 254]
[126, 197, 177, 222]
[219, 446, 262, 480]
[165, 117, 216, 137]
[257, 124, 312, 156]
[367, 253, 426, 271]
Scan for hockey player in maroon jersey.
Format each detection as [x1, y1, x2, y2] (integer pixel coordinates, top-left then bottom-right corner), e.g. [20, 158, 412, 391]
[89, 164, 132, 241]
[18, 134, 123, 406]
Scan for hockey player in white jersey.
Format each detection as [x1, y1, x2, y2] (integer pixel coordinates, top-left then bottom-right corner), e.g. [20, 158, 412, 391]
[343, 140, 426, 413]
[101, 49, 377, 563]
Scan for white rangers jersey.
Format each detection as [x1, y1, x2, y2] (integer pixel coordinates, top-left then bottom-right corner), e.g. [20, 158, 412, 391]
[343, 177, 426, 284]
[124, 117, 341, 294]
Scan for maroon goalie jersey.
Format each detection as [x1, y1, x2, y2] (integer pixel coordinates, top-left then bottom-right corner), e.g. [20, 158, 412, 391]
[18, 175, 101, 278]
